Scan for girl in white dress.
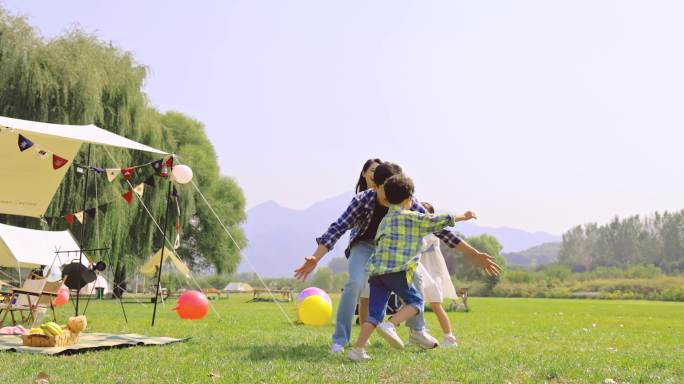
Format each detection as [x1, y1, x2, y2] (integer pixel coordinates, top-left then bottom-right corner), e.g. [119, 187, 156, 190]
[418, 202, 462, 347]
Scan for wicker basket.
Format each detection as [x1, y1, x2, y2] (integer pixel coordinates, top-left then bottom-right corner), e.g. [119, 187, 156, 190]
[21, 330, 80, 347]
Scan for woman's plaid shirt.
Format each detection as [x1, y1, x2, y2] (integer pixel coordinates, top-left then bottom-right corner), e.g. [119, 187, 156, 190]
[367, 205, 455, 276]
[315, 189, 462, 257]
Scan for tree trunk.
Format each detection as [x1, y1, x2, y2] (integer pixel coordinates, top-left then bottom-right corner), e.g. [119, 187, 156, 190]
[113, 263, 127, 299]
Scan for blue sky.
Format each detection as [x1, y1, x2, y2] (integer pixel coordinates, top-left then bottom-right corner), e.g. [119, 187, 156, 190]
[4, 1, 684, 234]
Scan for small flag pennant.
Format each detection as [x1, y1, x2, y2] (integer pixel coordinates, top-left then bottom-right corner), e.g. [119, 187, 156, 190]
[18, 135, 34, 151]
[37, 149, 48, 159]
[151, 159, 163, 171]
[74, 211, 84, 224]
[122, 190, 133, 204]
[85, 207, 97, 219]
[133, 183, 145, 197]
[174, 233, 181, 249]
[165, 157, 174, 167]
[93, 167, 106, 174]
[45, 217, 54, 226]
[172, 185, 179, 198]
[76, 166, 85, 174]
[64, 214, 74, 226]
[121, 167, 135, 180]
[52, 154, 68, 170]
[106, 169, 120, 182]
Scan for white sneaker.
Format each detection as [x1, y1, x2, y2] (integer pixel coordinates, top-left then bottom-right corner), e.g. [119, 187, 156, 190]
[348, 347, 370, 362]
[376, 322, 405, 350]
[408, 329, 439, 349]
[331, 343, 345, 354]
[347, 347, 370, 361]
[442, 334, 458, 348]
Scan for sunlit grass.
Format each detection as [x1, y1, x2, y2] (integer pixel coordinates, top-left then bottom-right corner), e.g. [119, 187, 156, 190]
[0, 295, 682, 383]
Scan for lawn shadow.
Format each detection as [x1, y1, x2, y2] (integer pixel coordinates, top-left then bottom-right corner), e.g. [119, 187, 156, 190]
[238, 342, 331, 362]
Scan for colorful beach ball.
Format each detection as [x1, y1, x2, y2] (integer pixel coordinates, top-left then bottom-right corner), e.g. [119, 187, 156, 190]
[298, 295, 332, 326]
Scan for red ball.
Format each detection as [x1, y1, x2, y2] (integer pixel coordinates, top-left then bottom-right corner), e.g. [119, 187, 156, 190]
[53, 287, 69, 306]
[173, 290, 209, 320]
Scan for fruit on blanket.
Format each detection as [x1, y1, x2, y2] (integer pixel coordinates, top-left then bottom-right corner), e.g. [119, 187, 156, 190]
[40, 322, 64, 336]
[67, 315, 87, 333]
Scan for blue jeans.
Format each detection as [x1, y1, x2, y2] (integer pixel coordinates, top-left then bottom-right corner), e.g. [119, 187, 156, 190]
[367, 271, 423, 325]
[331, 241, 426, 346]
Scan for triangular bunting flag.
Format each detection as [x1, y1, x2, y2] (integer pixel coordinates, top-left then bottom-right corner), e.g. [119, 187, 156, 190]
[122, 190, 133, 204]
[37, 149, 48, 159]
[85, 207, 97, 219]
[144, 176, 156, 188]
[18, 135, 34, 152]
[133, 183, 145, 198]
[106, 169, 120, 182]
[93, 167, 105, 174]
[172, 185, 179, 198]
[64, 214, 74, 226]
[45, 217, 54, 226]
[165, 157, 174, 167]
[74, 211, 84, 224]
[52, 154, 68, 170]
[151, 159, 163, 171]
[121, 167, 135, 180]
[174, 233, 181, 249]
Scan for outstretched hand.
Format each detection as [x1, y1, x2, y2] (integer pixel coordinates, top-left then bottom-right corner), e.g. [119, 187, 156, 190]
[473, 252, 502, 277]
[294, 256, 318, 281]
[463, 210, 477, 220]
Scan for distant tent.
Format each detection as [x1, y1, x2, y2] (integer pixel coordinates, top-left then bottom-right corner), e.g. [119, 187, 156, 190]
[223, 282, 254, 293]
[139, 247, 190, 277]
[79, 275, 110, 296]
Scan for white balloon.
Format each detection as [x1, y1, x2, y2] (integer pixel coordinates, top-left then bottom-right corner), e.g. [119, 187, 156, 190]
[171, 165, 193, 184]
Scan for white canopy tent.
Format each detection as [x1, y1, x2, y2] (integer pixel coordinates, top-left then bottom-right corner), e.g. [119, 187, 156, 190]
[79, 274, 110, 296]
[0, 222, 88, 280]
[0, 115, 167, 218]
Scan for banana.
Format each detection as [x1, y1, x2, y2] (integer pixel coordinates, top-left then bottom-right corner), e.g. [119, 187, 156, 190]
[29, 328, 45, 335]
[40, 322, 64, 336]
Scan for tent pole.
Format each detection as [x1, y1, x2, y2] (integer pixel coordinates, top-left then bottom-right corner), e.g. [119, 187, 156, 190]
[151, 177, 173, 327]
[76, 144, 92, 316]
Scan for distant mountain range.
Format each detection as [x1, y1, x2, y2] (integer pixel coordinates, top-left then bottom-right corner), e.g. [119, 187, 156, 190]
[238, 192, 561, 277]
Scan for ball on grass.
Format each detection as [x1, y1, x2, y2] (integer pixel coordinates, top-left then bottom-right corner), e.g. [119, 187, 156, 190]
[298, 295, 332, 326]
[174, 290, 209, 320]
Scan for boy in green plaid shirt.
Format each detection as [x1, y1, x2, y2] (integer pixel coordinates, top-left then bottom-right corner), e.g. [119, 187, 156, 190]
[349, 174, 476, 362]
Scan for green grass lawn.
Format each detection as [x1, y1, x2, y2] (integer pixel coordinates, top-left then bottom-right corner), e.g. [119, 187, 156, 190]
[1, 295, 682, 383]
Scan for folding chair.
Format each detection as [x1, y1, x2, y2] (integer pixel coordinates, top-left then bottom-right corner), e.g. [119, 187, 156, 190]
[0, 277, 46, 326]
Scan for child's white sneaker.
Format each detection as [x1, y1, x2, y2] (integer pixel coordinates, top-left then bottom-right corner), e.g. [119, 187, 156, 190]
[408, 329, 439, 349]
[442, 334, 458, 348]
[348, 347, 370, 362]
[331, 343, 345, 354]
[377, 322, 405, 350]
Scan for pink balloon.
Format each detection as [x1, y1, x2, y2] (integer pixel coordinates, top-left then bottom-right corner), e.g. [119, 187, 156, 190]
[298, 287, 331, 305]
[173, 290, 209, 320]
[53, 287, 69, 306]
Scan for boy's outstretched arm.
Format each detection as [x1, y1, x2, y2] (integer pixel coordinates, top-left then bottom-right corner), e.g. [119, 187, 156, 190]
[455, 241, 502, 276]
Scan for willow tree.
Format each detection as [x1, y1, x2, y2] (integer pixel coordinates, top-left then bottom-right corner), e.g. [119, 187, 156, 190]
[0, 8, 246, 291]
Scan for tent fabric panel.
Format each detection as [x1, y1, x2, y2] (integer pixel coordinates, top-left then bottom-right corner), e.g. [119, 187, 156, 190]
[139, 247, 190, 277]
[0, 131, 82, 218]
[0, 223, 86, 269]
[0, 116, 167, 154]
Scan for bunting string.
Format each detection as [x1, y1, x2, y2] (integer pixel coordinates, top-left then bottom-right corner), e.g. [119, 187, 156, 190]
[0, 125, 70, 170]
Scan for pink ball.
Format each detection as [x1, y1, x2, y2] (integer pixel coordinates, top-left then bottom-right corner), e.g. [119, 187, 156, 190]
[298, 287, 331, 305]
[173, 290, 209, 320]
[53, 287, 69, 306]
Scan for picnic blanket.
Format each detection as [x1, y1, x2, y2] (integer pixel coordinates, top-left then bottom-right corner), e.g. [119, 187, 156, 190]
[0, 332, 188, 355]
